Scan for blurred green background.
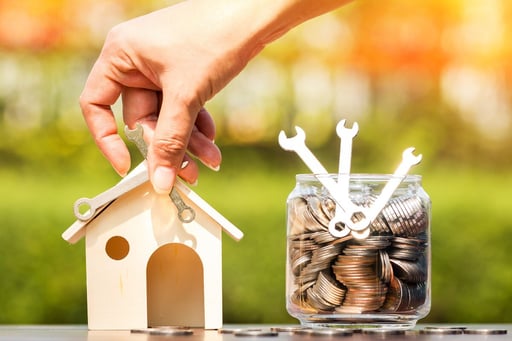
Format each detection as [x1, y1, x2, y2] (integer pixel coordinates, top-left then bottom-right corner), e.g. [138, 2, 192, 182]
[1, 0, 512, 325]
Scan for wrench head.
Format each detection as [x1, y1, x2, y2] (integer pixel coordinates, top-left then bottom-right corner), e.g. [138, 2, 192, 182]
[402, 147, 422, 166]
[336, 119, 359, 138]
[125, 123, 149, 158]
[278, 126, 306, 151]
[124, 122, 144, 142]
[73, 197, 94, 221]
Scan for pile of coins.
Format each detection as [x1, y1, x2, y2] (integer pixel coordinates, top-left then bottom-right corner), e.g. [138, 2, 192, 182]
[287, 191, 429, 316]
[135, 326, 508, 338]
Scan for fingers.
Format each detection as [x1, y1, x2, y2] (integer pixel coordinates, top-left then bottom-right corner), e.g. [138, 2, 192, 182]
[122, 87, 214, 186]
[121, 87, 158, 133]
[148, 89, 200, 193]
[177, 154, 200, 185]
[80, 61, 131, 177]
[195, 107, 216, 141]
[188, 108, 222, 171]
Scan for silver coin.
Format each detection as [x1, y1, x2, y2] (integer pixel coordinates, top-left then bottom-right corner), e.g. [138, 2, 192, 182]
[363, 329, 406, 335]
[390, 258, 427, 283]
[311, 328, 353, 336]
[419, 327, 464, 335]
[464, 328, 508, 335]
[234, 329, 278, 337]
[378, 250, 393, 284]
[293, 328, 315, 335]
[307, 195, 332, 227]
[149, 328, 194, 336]
[270, 326, 305, 333]
[218, 328, 244, 334]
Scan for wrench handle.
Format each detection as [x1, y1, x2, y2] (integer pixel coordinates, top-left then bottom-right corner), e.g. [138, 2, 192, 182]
[125, 124, 196, 223]
[73, 169, 149, 221]
[294, 147, 364, 229]
[361, 155, 420, 225]
[170, 188, 196, 223]
[337, 139, 353, 202]
[338, 140, 353, 176]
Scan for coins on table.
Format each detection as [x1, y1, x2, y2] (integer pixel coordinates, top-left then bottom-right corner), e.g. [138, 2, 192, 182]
[131, 326, 194, 336]
[287, 192, 429, 315]
[464, 328, 508, 335]
[233, 329, 278, 337]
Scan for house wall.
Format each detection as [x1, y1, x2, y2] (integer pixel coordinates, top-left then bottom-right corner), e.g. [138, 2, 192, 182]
[84, 183, 223, 330]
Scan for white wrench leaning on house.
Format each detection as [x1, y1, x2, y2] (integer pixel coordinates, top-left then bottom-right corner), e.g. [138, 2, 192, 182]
[73, 124, 194, 223]
[73, 163, 149, 221]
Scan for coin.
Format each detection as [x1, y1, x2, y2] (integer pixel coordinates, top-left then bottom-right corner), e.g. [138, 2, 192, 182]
[362, 329, 406, 335]
[234, 329, 278, 337]
[311, 328, 354, 336]
[419, 327, 464, 335]
[464, 328, 508, 335]
[219, 328, 264, 334]
[270, 326, 305, 333]
[149, 328, 194, 336]
[390, 258, 427, 283]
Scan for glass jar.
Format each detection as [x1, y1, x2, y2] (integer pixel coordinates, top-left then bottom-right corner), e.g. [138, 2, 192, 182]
[286, 174, 431, 329]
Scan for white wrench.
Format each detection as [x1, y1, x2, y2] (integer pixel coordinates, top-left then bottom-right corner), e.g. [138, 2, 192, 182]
[336, 119, 359, 195]
[328, 120, 359, 238]
[125, 123, 196, 223]
[279, 126, 355, 230]
[73, 164, 149, 221]
[351, 147, 422, 231]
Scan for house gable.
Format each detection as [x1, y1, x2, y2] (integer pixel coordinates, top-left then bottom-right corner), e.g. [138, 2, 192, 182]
[62, 162, 243, 244]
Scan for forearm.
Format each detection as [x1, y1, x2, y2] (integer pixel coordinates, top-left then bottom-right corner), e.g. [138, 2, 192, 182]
[246, 0, 354, 46]
[190, 0, 354, 63]
[80, 0, 353, 190]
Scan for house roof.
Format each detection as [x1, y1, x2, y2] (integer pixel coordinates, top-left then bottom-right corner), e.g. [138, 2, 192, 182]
[62, 162, 244, 244]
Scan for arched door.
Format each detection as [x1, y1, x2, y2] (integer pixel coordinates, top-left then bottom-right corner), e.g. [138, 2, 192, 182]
[146, 243, 205, 327]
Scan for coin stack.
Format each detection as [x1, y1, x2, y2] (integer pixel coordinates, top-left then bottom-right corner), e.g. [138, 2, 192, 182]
[287, 190, 429, 318]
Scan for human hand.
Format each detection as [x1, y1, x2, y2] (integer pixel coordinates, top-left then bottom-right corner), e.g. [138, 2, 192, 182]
[80, 1, 260, 193]
[79, 0, 351, 193]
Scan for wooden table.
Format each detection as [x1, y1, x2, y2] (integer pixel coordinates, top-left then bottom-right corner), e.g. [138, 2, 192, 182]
[0, 325, 510, 340]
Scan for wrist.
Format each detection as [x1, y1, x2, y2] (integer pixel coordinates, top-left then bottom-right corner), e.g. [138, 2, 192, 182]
[214, 0, 353, 60]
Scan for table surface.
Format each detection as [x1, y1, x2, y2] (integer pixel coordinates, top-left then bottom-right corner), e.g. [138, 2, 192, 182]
[0, 324, 510, 341]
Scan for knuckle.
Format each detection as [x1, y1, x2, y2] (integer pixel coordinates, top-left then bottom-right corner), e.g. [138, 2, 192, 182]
[152, 136, 187, 161]
[78, 93, 93, 112]
[105, 23, 128, 48]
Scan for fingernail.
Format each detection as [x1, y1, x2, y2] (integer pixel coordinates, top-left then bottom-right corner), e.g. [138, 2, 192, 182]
[207, 163, 220, 172]
[152, 166, 175, 194]
[116, 169, 128, 177]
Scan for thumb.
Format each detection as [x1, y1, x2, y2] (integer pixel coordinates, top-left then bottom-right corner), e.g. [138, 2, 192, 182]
[149, 93, 200, 194]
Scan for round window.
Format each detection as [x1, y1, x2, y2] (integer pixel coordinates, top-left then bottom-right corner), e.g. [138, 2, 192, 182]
[105, 236, 130, 260]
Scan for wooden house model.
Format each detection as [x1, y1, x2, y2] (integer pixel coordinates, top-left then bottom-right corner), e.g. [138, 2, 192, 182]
[62, 162, 243, 330]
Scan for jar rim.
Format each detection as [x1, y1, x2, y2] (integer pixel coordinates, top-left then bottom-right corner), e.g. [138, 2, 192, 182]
[296, 173, 422, 182]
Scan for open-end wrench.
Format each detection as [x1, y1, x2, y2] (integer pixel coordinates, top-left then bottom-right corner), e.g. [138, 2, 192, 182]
[124, 123, 196, 223]
[279, 126, 356, 230]
[336, 119, 359, 195]
[328, 120, 360, 238]
[73, 163, 149, 221]
[351, 147, 422, 231]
